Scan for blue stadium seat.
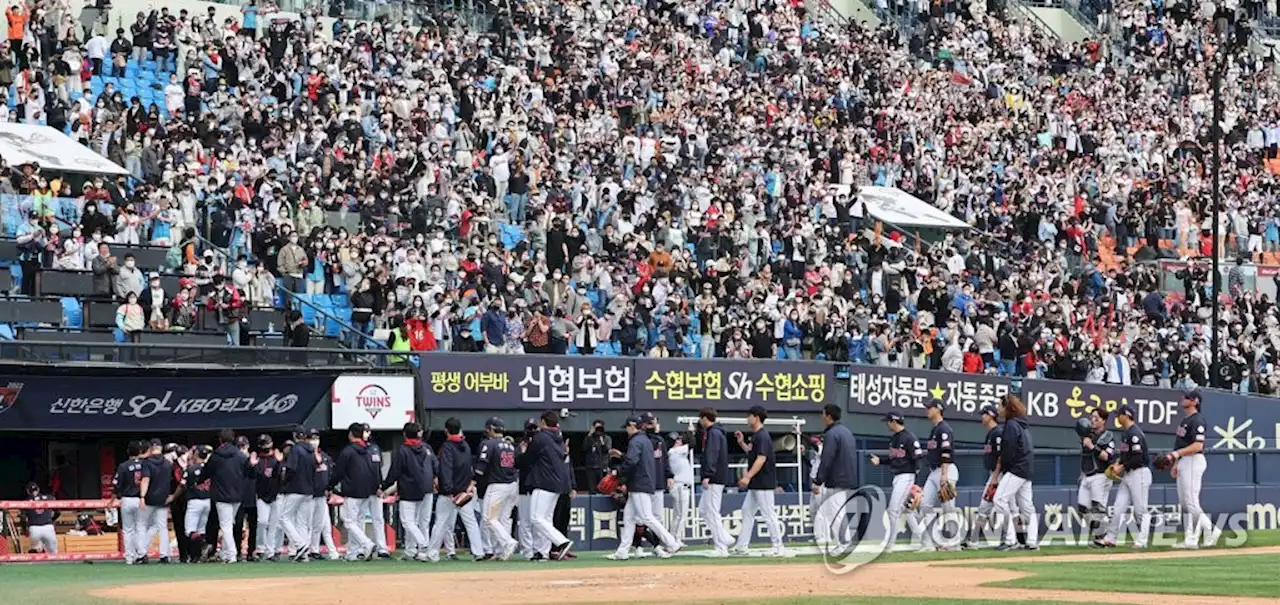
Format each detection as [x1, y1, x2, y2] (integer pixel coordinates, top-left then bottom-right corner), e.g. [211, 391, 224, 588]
[61, 297, 82, 329]
[0, 323, 13, 339]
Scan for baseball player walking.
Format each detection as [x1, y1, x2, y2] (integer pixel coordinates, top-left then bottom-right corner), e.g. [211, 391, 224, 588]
[278, 429, 318, 562]
[1167, 391, 1216, 549]
[732, 406, 790, 557]
[918, 399, 959, 551]
[516, 418, 538, 559]
[869, 412, 921, 550]
[1078, 409, 1115, 544]
[812, 405, 859, 553]
[252, 436, 284, 561]
[645, 414, 674, 553]
[612, 414, 681, 560]
[181, 446, 213, 563]
[963, 405, 1001, 549]
[167, 445, 192, 563]
[697, 408, 732, 557]
[666, 432, 695, 549]
[993, 395, 1038, 551]
[112, 441, 146, 564]
[205, 429, 253, 563]
[520, 411, 575, 560]
[477, 417, 520, 560]
[310, 433, 340, 560]
[334, 423, 385, 561]
[425, 418, 477, 561]
[383, 422, 436, 561]
[359, 424, 392, 558]
[1097, 404, 1152, 548]
[139, 439, 175, 562]
[23, 482, 58, 555]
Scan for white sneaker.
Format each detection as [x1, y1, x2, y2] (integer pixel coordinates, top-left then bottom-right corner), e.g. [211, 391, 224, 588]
[707, 549, 730, 558]
[728, 547, 749, 556]
[656, 547, 674, 559]
[1172, 542, 1198, 550]
[605, 553, 630, 561]
[634, 548, 653, 559]
[498, 542, 518, 561]
[415, 553, 433, 562]
[1205, 528, 1223, 547]
[917, 545, 937, 553]
[766, 548, 795, 558]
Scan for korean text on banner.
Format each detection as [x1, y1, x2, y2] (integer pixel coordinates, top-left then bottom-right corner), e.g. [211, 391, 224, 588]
[420, 356, 632, 410]
[0, 375, 332, 431]
[1018, 380, 1181, 435]
[331, 375, 417, 431]
[847, 365, 1010, 420]
[634, 359, 833, 411]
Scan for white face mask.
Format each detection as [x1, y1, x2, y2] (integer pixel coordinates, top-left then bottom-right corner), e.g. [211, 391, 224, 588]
[126, 260, 136, 268]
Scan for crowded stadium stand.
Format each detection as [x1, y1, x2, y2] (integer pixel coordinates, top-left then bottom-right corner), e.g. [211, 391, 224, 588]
[0, 0, 1276, 393]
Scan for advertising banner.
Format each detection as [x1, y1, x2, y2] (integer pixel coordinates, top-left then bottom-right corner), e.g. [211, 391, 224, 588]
[421, 355, 633, 410]
[1201, 393, 1280, 466]
[331, 375, 417, 431]
[847, 366, 1011, 421]
[1018, 380, 1183, 435]
[0, 375, 331, 431]
[634, 359, 834, 412]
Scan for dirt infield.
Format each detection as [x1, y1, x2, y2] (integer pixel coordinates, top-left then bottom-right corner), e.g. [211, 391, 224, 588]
[93, 547, 1280, 605]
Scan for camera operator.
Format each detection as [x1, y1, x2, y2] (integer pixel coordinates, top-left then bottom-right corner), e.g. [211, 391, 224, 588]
[583, 419, 612, 493]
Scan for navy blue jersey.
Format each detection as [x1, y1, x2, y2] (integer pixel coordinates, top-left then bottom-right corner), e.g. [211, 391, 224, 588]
[476, 437, 518, 485]
[23, 494, 56, 526]
[1118, 424, 1150, 471]
[141, 455, 175, 507]
[1174, 412, 1206, 450]
[982, 423, 1003, 472]
[184, 463, 211, 500]
[886, 429, 922, 475]
[313, 451, 334, 498]
[925, 421, 954, 469]
[746, 428, 777, 490]
[113, 459, 144, 498]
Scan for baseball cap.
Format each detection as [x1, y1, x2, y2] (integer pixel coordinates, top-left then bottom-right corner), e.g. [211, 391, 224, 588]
[980, 404, 999, 419]
[621, 415, 640, 429]
[485, 416, 505, 431]
[524, 418, 538, 431]
[638, 412, 657, 426]
[1183, 389, 1202, 403]
[1117, 404, 1137, 419]
[925, 398, 945, 411]
[235, 435, 250, 448]
[162, 442, 181, 455]
[307, 428, 321, 438]
[148, 438, 163, 447]
[882, 412, 904, 423]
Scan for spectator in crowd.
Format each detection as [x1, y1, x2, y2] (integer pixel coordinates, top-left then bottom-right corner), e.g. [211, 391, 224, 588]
[116, 290, 144, 342]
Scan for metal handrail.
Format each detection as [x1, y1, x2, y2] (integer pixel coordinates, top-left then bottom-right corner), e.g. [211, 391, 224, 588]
[0, 340, 416, 370]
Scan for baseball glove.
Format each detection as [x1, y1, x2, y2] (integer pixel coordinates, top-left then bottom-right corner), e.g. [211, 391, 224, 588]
[1104, 465, 1124, 481]
[907, 484, 923, 511]
[939, 480, 957, 503]
[1153, 453, 1175, 471]
[983, 482, 998, 502]
[597, 472, 620, 495]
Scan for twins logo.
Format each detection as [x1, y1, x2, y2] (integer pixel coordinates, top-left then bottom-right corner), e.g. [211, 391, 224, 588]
[0, 382, 24, 414]
[354, 384, 393, 419]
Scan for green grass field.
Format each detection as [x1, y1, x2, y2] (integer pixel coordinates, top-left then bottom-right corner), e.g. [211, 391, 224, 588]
[6, 530, 1279, 605]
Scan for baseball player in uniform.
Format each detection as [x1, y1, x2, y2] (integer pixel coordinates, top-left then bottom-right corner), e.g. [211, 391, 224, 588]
[181, 446, 213, 563]
[698, 408, 732, 557]
[205, 429, 253, 563]
[112, 441, 146, 564]
[919, 399, 959, 551]
[23, 482, 58, 554]
[812, 405, 859, 552]
[360, 423, 392, 558]
[612, 414, 681, 560]
[646, 414, 674, 553]
[732, 406, 790, 557]
[425, 417, 477, 562]
[252, 436, 284, 561]
[279, 429, 318, 562]
[869, 412, 921, 550]
[1097, 404, 1152, 548]
[477, 417, 521, 560]
[464, 469, 495, 560]
[167, 445, 192, 562]
[310, 433, 340, 560]
[520, 411, 576, 560]
[963, 405, 1002, 549]
[666, 432, 695, 549]
[1167, 390, 1216, 549]
[993, 395, 1038, 551]
[516, 418, 538, 559]
[1078, 409, 1115, 544]
[334, 422, 385, 561]
[139, 439, 175, 562]
[383, 422, 436, 561]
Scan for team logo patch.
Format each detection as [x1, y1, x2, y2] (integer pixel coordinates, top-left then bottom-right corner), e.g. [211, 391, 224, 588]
[0, 382, 24, 414]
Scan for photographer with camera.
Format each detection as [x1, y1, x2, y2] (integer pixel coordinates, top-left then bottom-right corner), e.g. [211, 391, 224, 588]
[583, 419, 612, 493]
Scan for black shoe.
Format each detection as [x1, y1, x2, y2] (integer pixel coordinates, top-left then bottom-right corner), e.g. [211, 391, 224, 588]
[994, 543, 1014, 551]
[266, 555, 279, 562]
[553, 541, 574, 561]
[446, 554, 458, 561]
[309, 552, 324, 561]
[474, 554, 494, 562]
[158, 557, 170, 564]
[137, 557, 149, 565]
[530, 553, 545, 561]
[377, 552, 392, 560]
